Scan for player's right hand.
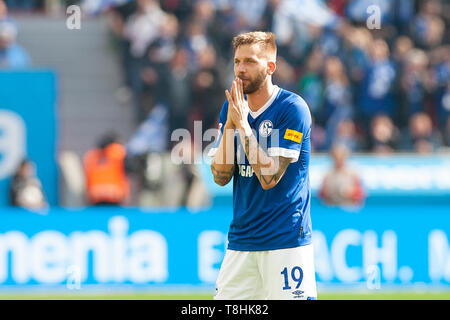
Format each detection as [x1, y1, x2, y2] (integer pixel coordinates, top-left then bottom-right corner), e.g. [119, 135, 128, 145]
[225, 80, 237, 129]
[226, 78, 249, 132]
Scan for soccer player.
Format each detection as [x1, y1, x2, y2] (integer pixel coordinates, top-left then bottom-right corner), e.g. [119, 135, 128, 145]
[208, 31, 317, 300]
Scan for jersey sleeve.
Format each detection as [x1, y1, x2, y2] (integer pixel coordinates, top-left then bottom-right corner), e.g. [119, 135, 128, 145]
[267, 98, 312, 162]
[207, 101, 228, 158]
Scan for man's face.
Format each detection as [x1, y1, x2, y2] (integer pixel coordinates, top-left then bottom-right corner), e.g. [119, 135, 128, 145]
[234, 44, 270, 94]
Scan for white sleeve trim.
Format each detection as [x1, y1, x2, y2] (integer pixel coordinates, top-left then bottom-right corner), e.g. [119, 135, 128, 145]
[207, 147, 218, 158]
[267, 147, 300, 162]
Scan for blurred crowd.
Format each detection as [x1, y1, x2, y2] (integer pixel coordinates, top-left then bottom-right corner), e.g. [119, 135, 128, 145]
[2, 0, 450, 209]
[100, 0, 450, 155]
[2, 0, 449, 155]
[0, 0, 31, 67]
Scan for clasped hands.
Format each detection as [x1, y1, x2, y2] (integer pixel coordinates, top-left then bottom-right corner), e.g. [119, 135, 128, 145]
[225, 78, 252, 136]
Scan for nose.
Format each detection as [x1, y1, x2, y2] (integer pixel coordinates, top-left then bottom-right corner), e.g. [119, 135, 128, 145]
[235, 62, 246, 75]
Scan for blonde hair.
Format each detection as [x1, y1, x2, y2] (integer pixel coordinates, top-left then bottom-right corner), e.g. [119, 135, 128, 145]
[232, 31, 277, 59]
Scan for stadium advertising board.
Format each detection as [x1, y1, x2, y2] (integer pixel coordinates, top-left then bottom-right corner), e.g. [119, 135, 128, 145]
[0, 206, 448, 290]
[0, 71, 58, 206]
[199, 155, 450, 199]
[309, 154, 450, 196]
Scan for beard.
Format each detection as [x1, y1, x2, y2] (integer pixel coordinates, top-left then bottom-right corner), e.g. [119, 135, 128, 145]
[239, 68, 267, 94]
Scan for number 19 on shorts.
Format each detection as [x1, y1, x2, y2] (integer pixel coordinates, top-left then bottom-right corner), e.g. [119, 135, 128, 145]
[281, 266, 303, 290]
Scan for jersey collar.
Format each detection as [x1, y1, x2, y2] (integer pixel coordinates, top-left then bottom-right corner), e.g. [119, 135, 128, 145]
[248, 85, 280, 119]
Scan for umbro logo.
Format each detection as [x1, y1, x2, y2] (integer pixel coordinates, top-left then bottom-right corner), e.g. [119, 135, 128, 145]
[292, 290, 304, 299]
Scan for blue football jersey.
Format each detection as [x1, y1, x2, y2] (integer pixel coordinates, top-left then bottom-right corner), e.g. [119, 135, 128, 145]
[209, 86, 312, 251]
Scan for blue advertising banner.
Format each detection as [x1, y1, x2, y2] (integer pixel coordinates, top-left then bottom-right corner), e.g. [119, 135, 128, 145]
[309, 154, 450, 196]
[0, 70, 58, 206]
[0, 205, 448, 291]
[197, 154, 450, 206]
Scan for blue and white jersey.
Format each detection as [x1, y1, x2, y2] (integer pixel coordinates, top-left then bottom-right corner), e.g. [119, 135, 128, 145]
[209, 86, 313, 251]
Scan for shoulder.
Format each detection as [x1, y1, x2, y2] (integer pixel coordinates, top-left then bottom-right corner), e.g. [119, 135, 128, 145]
[276, 88, 311, 122]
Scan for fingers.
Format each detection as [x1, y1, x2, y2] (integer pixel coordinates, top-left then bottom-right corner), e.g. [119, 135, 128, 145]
[230, 80, 237, 104]
[225, 89, 233, 106]
[237, 78, 244, 103]
[234, 78, 241, 103]
[230, 80, 236, 97]
[226, 89, 239, 112]
[225, 89, 238, 125]
[226, 89, 241, 112]
[227, 78, 245, 110]
[233, 79, 240, 106]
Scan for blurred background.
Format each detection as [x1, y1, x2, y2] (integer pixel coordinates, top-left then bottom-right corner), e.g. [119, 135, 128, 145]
[0, 0, 449, 299]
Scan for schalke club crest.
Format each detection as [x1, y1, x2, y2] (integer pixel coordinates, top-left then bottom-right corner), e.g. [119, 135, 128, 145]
[259, 120, 273, 137]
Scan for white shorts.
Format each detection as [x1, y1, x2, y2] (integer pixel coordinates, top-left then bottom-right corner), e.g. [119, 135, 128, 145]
[214, 244, 317, 300]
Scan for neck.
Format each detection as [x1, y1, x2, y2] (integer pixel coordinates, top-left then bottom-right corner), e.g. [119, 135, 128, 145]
[247, 78, 275, 112]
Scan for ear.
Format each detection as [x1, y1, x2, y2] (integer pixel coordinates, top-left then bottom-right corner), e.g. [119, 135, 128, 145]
[267, 61, 276, 76]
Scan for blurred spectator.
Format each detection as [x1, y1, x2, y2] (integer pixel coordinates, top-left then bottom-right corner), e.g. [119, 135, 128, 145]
[400, 49, 431, 117]
[128, 143, 211, 208]
[310, 115, 327, 152]
[272, 0, 338, 48]
[189, 44, 226, 134]
[9, 159, 48, 209]
[0, 21, 30, 68]
[392, 36, 414, 68]
[101, 0, 450, 155]
[138, 31, 176, 119]
[392, 35, 414, 126]
[123, 93, 170, 206]
[433, 46, 450, 129]
[319, 144, 365, 206]
[345, 0, 393, 24]
[327, 0, 347, 17]
[181, 20, 211, 72]
[168, 139, 211, 208]
[296, 47, 324, 120]
[81, 0, 134, 15]
[411, 0, 445, 50]
[0, 0, 17, 34]
[0, 0, 10, 22]
[445, 116, 450, 147]
[258, 0, 281, 31]
[167, 48, 192, 132]
[192, 0, 216, 29]
[400, 112, 443, 154]
[232, 0, 267, 30]
[83, 132, 130, 206]
[273, 56, 296, 92]
[369, 113, 400, 154]
[332, 118, 362, 152]
[4, 0, 33, 11]
[438, 83, 450, 128]
[359, 39, 396, 124]
[126, 95, 169, 155]
[124, 93, 169, 206]
[121, 0, 168, 99]
[124, 0, 167, 59]
[343, 27, 372, 86]
[322, 55, 353, 149]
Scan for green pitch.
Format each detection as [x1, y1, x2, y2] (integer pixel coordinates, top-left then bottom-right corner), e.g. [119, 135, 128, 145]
[0, 291, 449, 300]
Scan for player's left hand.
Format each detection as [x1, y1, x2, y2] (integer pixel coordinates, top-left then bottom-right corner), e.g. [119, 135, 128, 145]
[226, 78, 250, 131]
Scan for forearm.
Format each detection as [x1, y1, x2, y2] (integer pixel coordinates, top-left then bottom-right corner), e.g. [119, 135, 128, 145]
[236, 125, 287, 190]
[211, 122, 235, 186]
